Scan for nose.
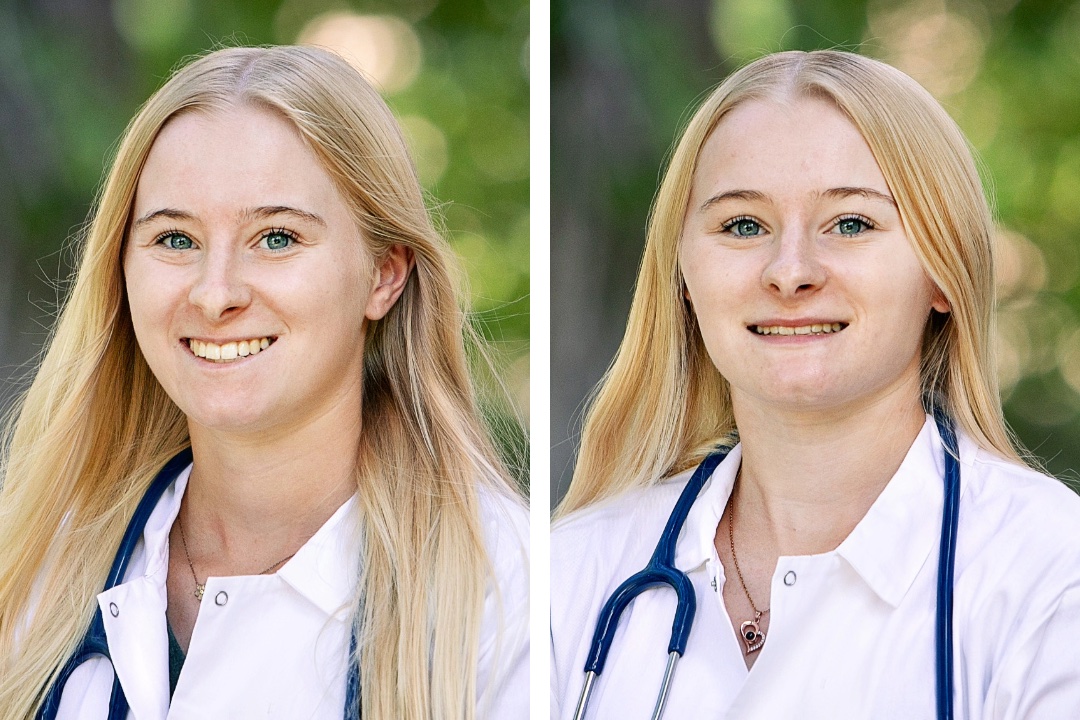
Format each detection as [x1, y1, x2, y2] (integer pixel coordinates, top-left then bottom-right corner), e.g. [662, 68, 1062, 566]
[188, 244, 251, 319]
[760, 226, 826, 299]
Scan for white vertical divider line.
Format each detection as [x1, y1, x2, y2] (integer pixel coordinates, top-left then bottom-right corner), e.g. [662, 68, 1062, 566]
[528, 0, 552, 717]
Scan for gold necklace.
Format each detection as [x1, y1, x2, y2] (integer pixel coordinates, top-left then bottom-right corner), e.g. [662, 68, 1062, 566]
[728, 491, 769, 655]
[177, 516, 296, 601]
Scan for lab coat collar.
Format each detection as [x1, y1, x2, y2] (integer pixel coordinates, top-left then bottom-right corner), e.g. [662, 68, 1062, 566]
[276, 494, 361, 619]
[677, 444, 742, 571]
[674, 415, 974, 608]
[836, 415, 974, 607]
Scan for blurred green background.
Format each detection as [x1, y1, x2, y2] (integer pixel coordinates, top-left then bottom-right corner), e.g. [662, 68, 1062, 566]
[552, 0, 1080, 503]
[0, 0, 529, 483]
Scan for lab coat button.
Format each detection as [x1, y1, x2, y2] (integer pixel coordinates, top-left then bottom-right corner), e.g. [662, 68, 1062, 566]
[215, 591, 228, 606]
[783, 571, 797, 586]
[109, 602, 119, 617]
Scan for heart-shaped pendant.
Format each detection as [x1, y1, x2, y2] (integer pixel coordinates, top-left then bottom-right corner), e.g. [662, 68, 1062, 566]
[740, 619, 765, 654]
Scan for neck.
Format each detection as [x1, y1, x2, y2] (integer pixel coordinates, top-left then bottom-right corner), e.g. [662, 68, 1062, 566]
[180, 399, 361, 572]
[731, 386, 927, 557]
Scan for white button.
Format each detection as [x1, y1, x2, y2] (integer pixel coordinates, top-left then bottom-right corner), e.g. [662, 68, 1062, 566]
[215, 591, 229, 606]
[109, 602, 119, 617]
[784, 571, 797, 586]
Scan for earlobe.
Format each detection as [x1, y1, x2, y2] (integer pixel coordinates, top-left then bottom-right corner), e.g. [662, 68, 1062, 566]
[931, 289, 951, 315]
[365, 244, 415, 321]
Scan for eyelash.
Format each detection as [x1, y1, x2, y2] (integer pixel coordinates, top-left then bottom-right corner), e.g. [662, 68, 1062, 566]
[153, 228, 193, 249]
[259, 227, 299, 251]
[719, 215, 764, 235]
[832, 214, 875, 235]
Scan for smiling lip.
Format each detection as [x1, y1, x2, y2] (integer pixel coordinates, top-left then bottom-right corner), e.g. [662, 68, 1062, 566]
[749, 321, 848, 336]
[185, 336, 277, 362]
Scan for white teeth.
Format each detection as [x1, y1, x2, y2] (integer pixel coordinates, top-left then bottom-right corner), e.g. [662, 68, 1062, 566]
[753, 323, 845, 336]
[188, 337, 274, 363]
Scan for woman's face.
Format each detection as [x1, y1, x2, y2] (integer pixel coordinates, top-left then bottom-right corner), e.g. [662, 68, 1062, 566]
[680, 96, 948, 416]
[124, 105, 408, 436]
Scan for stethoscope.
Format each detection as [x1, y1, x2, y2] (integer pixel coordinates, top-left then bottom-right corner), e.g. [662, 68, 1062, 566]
[38, 449, 362, 720]
[573, 410, 962, 720]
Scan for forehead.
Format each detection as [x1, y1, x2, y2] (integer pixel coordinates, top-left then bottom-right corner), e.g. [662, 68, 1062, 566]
[133, 104, 346, 219]
[690, 96, 891, 206]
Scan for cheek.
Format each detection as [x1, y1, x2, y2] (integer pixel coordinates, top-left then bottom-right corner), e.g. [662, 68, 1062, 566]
[123, 259, 160, 338]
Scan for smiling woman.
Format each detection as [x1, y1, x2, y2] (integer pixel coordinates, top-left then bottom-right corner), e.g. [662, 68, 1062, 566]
[0, 46, 527, 720]
[551, 51, 1080, 720]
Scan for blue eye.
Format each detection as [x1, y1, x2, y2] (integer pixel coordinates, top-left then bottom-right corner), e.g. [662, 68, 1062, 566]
[157, 232, 193, 250]
[835, 216, 873, 236]
[260, 229, 296, 251]
[723, 217, 764, 237]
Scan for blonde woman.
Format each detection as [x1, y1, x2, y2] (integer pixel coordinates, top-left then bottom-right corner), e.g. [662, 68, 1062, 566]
[552, 51, 1080, 719]
[0, 46, 528, 719]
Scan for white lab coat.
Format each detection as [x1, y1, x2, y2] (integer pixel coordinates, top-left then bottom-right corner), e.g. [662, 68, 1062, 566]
[551, 416, 1080, 719]
[51, 464, 529, 719]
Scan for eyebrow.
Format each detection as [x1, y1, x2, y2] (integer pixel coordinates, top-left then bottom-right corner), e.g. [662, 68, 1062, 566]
[131, 205, 327, 230]
[698, 186, 897, 212]
[823, 186, 897, 207]
[698, 189, 768, 212]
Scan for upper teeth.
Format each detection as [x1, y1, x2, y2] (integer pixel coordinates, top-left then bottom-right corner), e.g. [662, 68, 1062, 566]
[189, 337, 272, 362]
[754, 323, 844, 336]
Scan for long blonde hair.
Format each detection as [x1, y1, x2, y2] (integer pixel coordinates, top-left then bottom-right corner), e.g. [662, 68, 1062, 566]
[0, 46, 516, 719]
[560, 50, 1020, 515]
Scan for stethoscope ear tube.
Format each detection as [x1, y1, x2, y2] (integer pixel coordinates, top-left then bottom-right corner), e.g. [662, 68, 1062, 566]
[934, 411, 960, 720]
[105, 449, 194, 590]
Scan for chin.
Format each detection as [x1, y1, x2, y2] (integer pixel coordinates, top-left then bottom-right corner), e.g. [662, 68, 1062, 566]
[179, 399, 276, 435]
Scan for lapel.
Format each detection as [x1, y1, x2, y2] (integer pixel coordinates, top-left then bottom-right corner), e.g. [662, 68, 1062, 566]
[94, 462, 191, 720]
[98, 576, 171, 720]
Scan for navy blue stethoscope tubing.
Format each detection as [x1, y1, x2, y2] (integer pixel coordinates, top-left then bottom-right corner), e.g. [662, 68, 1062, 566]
[576, 411, 960, 720]
[38, 449, 362, 720]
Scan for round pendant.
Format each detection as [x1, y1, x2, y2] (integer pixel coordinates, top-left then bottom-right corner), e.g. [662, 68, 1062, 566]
[740, 619, 765, 654]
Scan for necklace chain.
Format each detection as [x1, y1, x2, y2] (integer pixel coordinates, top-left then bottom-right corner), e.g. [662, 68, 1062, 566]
[177, 515, 296, 601]
[727, 479, 769, 654]
[727, 498, 768, 618]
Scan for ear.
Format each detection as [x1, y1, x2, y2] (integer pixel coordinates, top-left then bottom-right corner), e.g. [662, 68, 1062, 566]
[365, 244, 415, 321]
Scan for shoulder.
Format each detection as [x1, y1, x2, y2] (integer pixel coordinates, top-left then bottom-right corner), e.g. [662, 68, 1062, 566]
[476, 483, 529, 598]
[551, 470, 691, 617]
[552, 471, 689, 559]
[956, 445, 1080, 623]
[956, 448, 1080, 709]
[961, 445, 1080, 552]
[474, 483, 530, 716]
